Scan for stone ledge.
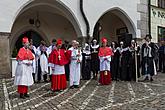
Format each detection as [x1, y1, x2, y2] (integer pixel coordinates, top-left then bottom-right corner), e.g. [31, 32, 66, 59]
[0, 32, 10, 36]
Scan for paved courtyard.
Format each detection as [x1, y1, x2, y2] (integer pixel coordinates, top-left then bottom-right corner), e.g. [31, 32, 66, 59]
[0, 73, 165, 110]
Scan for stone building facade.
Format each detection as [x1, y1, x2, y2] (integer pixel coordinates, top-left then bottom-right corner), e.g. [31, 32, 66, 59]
[150, 0, 165, 42]
[0, 0, 149, 77]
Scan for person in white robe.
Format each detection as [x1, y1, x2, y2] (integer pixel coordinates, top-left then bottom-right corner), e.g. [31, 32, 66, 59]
[29, 39, 37, 82]
[69, 40, 82, 89]
[14, 37, 34, 99]
[47, 39, 56, 81]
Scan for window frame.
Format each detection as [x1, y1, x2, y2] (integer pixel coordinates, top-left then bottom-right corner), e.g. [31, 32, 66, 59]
[158, 0, 165, 8]
[158, 26, 165, 42]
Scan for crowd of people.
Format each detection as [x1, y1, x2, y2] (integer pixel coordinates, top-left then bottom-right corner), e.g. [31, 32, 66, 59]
[14, 34, 165, 99]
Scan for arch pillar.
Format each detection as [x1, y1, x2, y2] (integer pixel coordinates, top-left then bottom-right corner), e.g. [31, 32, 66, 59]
[0, 32, 11, 78]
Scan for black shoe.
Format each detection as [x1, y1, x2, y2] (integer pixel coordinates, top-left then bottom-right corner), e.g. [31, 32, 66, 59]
[150, 77, 154, 82]
[37, 80, 41, 83]
[74, 85, 79, 88]
[70, 86, 74, 89]
[44, 80, 49, 83]
[157, 70, 161, 72]
[24, 93, 30, 98]
[144, 76, 149, 81]
[20, 94, 25, 99]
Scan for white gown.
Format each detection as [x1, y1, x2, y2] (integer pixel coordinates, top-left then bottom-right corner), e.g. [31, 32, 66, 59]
[99, 55, 111, 71]
[14, 60, 34, 86]
[69, 47, 82, 86]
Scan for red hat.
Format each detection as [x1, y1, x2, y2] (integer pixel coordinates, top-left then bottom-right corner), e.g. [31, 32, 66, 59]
[101, 37, 107, 43]
[22, 37, 29, 43]
[56, 39, 62, 45]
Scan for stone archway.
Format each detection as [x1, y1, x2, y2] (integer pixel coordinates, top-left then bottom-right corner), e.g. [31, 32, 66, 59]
[10, 0, 83, 55]
[93, 8, 136, 44]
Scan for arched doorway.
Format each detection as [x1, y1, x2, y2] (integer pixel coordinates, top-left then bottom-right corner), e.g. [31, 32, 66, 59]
[93, 8, 136, 45]
[12, 30, 43, 57]
[10, 0, 82, 56]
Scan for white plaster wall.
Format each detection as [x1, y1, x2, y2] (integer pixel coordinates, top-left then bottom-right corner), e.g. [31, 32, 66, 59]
[0, 0, 141, 37]
[0, 0, 29, 32]
[81, 0, 141, 37]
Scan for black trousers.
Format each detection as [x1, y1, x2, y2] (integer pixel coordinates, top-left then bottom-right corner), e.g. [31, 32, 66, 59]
[37, 59, 47, 82]
[159, 54, 165, 72]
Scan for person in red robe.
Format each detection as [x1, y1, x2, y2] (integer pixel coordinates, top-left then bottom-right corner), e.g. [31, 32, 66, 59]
[14, 37, 34, 99]
[98, 37, 113, 85]
[48, 39, 71, 92]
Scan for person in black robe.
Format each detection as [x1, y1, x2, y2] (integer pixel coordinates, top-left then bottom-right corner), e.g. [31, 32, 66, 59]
[29, 39, 37, 83]
[110, 42, 120, 81]
[82, 43, 91, 80]
[118, 41, 124, 80]
[90, 39, 100, 79]
[120, 45, 132, 81]
[61, 40, 71, 81]
[129, 40, 141, 81]
[141, 34, 156, 81]
[158, 40, 165, 73]
[37, 41, 48, 83]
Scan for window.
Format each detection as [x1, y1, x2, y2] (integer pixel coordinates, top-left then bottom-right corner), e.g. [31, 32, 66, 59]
[158, 26, 165, 42]
[158, 0, 165, 8]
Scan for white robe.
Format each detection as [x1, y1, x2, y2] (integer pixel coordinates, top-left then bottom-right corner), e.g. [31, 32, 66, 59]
[69, 47, 82, 86]
[14, 60, 34, 86]
[47, 45, 56, 56]
[32, 53, 36, 73]
[99, 55, 111, 71]
[49, 63, 65, 75]
[36, 47, 49, 75]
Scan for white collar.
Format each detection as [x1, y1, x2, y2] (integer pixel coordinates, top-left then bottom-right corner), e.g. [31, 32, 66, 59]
[91, 44, 99, 48]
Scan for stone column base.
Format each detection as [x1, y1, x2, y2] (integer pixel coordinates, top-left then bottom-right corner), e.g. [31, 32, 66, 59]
[0, 32, 11, 78]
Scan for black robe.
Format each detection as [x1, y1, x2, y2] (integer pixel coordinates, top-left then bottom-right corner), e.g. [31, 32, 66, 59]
[129, 46, 141, 81]
[111, 48, 120, 80]
[158, 45, 165, 73]
[141, 42, 156, 76]
[82, 51, 91, 80]
[120, 48, 132, 81]
[90, 45, 100, 76]
[61, 44, 71, 81]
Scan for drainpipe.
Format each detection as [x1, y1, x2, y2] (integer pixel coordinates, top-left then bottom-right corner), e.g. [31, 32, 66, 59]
[148, 0, 151, 35]
[80, 0, 90, 43]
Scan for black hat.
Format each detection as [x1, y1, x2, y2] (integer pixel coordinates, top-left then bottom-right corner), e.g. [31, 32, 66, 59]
[145, 34, 152, 39]
[64, 40, 69, 44]
[52, 39, 56, 43]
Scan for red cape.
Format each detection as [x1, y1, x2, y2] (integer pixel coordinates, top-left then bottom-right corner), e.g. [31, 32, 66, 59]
[16, 47, 34, 60]
[98, 47, 113, 57]
[48, 49, 71, 66]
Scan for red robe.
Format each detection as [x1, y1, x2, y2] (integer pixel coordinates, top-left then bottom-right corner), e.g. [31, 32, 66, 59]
[48, 49, 71, 66]
[16, 47, 34, 61]
[98, 47, 112, 57]
[98, 47, 112, 85]
[16, 47, 34, 94]
[48, 49, 71, 91]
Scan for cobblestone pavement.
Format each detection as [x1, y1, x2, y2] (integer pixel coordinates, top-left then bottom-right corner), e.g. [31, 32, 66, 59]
[0, 73, 165, 110]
